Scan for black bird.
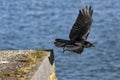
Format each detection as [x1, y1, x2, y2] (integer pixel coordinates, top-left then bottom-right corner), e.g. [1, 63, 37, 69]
[54, 6, 95, 54]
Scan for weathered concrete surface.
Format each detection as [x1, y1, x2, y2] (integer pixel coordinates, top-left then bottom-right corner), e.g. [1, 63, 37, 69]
[0, 50, 57, 80]
[31, 50, 57, 80]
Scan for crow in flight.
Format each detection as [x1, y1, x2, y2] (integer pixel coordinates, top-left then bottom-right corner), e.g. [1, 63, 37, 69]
[54, 6, 95, 54]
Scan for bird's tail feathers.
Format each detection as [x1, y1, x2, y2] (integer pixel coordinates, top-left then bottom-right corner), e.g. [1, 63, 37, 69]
[54, 38, 70, 47]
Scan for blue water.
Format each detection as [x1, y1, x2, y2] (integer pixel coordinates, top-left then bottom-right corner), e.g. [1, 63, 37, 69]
[0, 0, 120, 80]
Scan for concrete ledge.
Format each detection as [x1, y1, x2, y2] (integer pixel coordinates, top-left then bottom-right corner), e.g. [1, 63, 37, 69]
[31, 50, 57, 80]
[0, 50, 57, 80]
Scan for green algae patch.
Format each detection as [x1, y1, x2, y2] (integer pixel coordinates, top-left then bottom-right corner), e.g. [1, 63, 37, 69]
[49, 71, 58, 80]
[31, 50, 47, 58]
[0, 50, 48, 80]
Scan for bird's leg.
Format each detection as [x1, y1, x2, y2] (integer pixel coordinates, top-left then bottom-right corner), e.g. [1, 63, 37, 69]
[62, 42, 68, 53]
[63, 47, 66, 53]
[62, 40, 73, 53]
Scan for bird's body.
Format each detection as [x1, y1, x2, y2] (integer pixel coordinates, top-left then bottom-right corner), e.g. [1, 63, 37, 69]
[54, 6, 95, 54]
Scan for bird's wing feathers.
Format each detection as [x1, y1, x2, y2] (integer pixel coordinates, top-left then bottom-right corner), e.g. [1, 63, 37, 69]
[69, 6, 93, 42]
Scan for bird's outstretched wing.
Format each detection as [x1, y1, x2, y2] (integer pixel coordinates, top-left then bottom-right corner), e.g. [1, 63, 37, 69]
[69, 6, 93, 42]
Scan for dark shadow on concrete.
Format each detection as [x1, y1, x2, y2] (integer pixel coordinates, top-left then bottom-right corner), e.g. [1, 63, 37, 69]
[45, 49, 54, 65]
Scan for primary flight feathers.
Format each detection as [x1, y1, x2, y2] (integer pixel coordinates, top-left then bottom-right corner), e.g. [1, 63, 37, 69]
[69, 6, 93, 42]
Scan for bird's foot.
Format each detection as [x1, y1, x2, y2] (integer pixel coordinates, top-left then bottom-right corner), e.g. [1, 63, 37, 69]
[63, 47, 66, 53]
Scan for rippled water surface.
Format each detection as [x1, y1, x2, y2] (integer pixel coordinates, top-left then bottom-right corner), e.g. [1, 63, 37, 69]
[0, 0, 120, 80]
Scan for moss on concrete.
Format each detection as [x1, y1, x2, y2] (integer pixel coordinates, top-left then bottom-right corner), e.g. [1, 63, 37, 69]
[15, 50, 48, 80]
[0, 50, 48, 80]
[49, 71, 58, 80]
[0, 50, 58, 80]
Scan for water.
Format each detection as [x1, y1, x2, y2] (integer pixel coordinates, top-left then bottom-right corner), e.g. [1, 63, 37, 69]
[0, 0, 120, 80]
